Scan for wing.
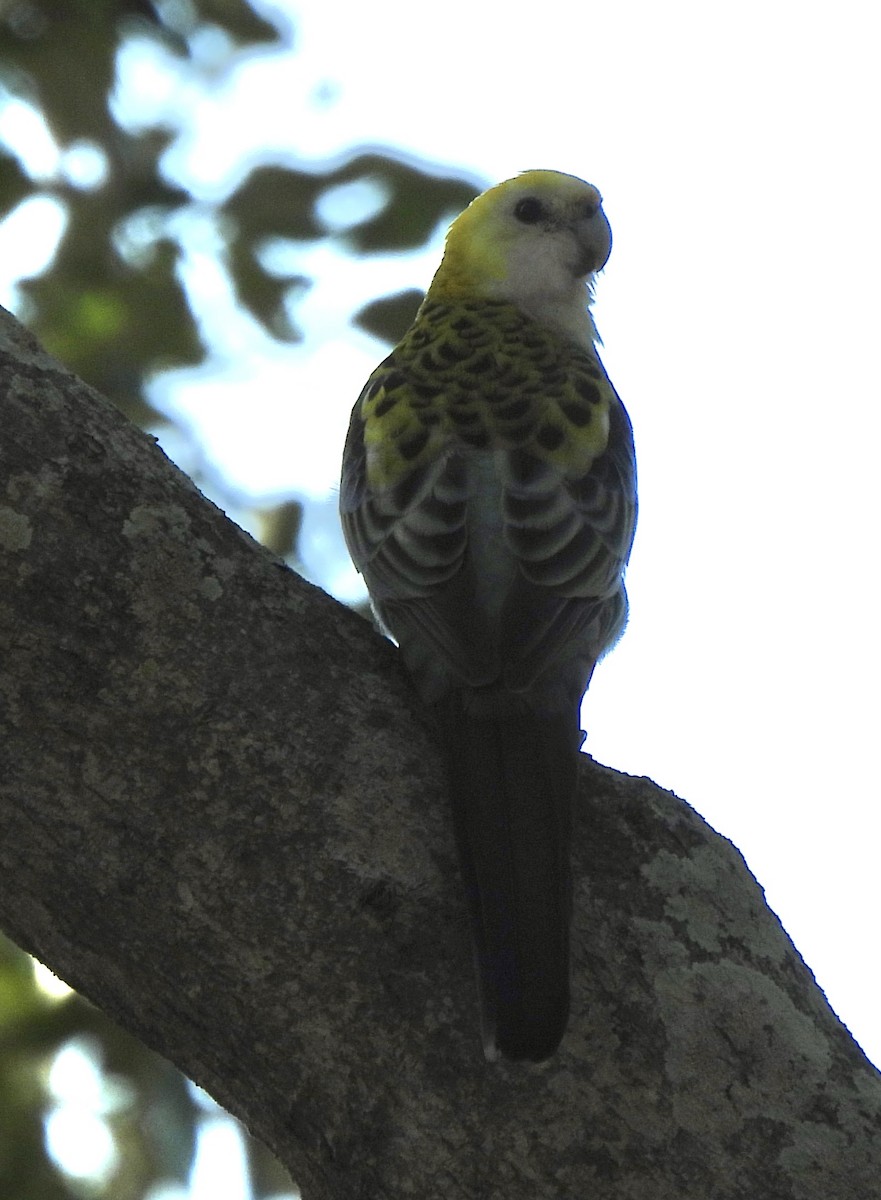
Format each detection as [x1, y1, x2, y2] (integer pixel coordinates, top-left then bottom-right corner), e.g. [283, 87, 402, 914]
[340, 363, 499, 693]
[499, 386, 637, 704]
[340, 370, 465, 602]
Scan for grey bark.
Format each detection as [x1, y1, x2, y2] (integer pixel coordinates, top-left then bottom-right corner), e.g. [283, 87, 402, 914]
[1, 305, 879, 1199]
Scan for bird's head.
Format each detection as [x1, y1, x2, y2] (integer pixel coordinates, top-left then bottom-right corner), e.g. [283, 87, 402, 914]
[427, 170, 612, 345]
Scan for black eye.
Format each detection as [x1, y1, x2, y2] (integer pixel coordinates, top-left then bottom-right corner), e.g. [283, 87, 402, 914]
[514, 197, 545, 224]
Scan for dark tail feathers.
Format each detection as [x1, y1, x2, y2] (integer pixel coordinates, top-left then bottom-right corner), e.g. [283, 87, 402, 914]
[439, 697, 579, 1062]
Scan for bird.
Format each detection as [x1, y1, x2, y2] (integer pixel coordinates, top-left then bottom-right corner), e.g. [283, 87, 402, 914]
[339, 170, 637, 1062]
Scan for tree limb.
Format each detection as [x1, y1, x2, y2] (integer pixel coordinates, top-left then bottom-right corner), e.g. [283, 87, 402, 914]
[1, 306, 878, 1199]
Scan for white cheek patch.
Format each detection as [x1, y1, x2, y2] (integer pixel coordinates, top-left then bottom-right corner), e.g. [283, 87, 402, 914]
[485, 230, 597, 350]
[501, 231, 576, 301]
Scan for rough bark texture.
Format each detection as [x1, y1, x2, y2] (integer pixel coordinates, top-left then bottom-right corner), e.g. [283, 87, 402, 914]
[1, 305, 879, 1199]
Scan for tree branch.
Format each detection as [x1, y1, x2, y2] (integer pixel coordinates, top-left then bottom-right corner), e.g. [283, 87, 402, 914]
[1, 306, 878, 1199]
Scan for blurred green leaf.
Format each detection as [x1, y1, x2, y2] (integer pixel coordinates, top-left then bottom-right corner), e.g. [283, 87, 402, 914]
[329, 153, 477, 253]
[220, 154, 476, 334]
[221, 165, 325, 334]
[255, 500, 305, 559]
[0, 1, 159, 145]
[22, 230, 204, 426]
[223, 164, 327, 242]
[353, 287, 423, 344]
[186, 0, 285, 46]
[0, 145, 32, 217]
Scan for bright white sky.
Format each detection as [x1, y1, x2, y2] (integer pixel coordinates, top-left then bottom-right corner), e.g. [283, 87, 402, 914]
[2, 0, 879, 1188]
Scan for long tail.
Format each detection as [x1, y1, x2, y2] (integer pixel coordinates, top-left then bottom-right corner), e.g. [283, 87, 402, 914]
[438, 697, 579, 1062]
